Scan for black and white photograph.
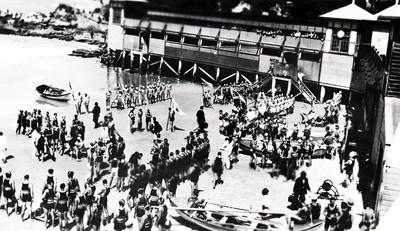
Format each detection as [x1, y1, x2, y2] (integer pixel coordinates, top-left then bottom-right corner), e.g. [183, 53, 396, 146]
[0, 0, 398, 230]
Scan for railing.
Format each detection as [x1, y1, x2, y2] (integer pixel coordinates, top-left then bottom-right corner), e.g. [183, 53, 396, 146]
[272, 61, 298, 79]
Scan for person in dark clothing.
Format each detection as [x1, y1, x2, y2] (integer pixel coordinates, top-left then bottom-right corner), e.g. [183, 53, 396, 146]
[310, 197, 321, 221]
[212, 152, 224, 189]
[167, 176, 179, 197]
[324, 199, 340, 231]
[168, 107, 175, 132]
[145, 109, 152, 131]
[161, 139, 169, 161]
[117, 156, 128, 192]
[336, 202, 353, 231]
[56, 183, 68, 230]
[92, 102, 101, 128]
[139, 205, 153, 231]
[196, 106, 206, 130]
[151, 117, 162, 135]
[138, 108, 143, 131]
[16, 110, 23, 134]
[21, 111, 27, 134]
[189, 164, 201, 196]
[3, 171, 18, 216]
[293, 171, 311, 203]
[114, 199, 129, 231]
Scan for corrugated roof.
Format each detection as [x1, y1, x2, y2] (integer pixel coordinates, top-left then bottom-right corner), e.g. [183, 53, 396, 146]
[320, 2, 377, 21]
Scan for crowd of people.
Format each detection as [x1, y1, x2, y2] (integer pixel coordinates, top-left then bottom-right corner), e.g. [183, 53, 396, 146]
[212, 82, 255, 105]
[4, 106, 211, 231]
[106, 82, 172, 110]
[16, 109, 86, 161]
[3, 76, 377, 231]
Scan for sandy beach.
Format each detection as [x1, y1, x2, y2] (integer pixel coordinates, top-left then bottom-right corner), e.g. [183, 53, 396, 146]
[0, 34, 365, 230]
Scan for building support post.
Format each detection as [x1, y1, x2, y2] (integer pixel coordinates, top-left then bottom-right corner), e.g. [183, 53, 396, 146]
[146, 54, 151, 74]
[178, 59, 182, 77]
[349, 90, 352, 104]
[287, 79, 292, 96]
[236, 70, 240, 83]
[158, 56, 164, 78]
[139, 52, 143, 76]
[255, 74, 259, 83]
[216, 67, 220, 82]
[320, 86, 326, 103]
[272, 76, 276, 98]
[193, 63, 197, 81]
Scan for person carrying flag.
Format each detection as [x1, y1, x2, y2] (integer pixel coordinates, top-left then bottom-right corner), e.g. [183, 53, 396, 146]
[168, 107, 175, 132]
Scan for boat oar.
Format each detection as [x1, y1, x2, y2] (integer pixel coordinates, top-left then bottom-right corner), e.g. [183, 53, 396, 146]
[162, 206, 302, 220]
[206, 201, 251, 211]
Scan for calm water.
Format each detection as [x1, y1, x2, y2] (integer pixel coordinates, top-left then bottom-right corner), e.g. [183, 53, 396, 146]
[0, 34, 182, 134]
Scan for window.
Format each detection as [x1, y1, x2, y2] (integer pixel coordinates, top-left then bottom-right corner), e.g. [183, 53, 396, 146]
[126, 29, 139, 36]
[113, 8, 121, 24]
[184, 36, 198, 46]
[201, 39, 217, 47]
[262, 47, 282, 56]
[330, 29, 350, 53]
[151, 32, 164, 40]
[166, 34, 181, 43]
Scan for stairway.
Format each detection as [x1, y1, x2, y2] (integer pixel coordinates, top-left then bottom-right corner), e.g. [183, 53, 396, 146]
[377, 165, 400, 218]
[255, 73, 273, 89]
[290, 75, 319, 103]
[387, 42, 400, 97]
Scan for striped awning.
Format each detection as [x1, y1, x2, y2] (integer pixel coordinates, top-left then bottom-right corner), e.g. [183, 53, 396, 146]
[150, 21, 166, 31]
[284, 36, 300, 49]
[165, 23, 182, 33]
[239, 31, 261, 44]
[124, 18, 141, 28]
[260, 35, 284, 47]
[299, 38, 323, 52]
[200, 27, 220, 39]
[219, 29, 240, 41]
[182, 25, 201, 36]
[138, 20, 150, 30]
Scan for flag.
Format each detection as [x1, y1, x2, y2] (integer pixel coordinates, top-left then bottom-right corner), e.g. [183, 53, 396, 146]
[171, 98, 185, 116]
[231, 88, 246, 105]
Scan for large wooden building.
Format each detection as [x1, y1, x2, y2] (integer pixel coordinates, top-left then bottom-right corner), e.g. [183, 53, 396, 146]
[107, 0, 400, 224]
[107, 0, 393, 103]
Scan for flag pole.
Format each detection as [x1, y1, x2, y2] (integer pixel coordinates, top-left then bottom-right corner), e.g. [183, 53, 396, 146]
[166, 98, 172, 130]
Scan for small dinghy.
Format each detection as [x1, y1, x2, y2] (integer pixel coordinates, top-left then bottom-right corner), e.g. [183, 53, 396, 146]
[36, 84, 72, 101]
